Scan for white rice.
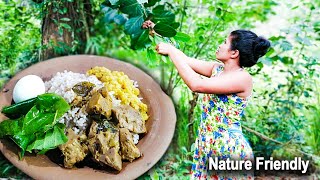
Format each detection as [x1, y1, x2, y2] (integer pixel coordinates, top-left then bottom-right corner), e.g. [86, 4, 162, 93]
[45, 70, 104, 103]
[45, 70, 139, 143]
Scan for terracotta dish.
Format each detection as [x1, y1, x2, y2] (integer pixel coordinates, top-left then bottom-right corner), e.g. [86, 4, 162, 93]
[0, 55, 176, 179]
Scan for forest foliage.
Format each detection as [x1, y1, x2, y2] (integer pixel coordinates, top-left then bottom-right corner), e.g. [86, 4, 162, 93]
[0, 0, 319, 178]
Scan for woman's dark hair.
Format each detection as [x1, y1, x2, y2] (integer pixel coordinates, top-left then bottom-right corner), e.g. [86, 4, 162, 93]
[230, 30, 271, 67]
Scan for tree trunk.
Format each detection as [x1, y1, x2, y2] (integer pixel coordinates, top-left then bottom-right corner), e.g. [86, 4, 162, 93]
[188, 92, 199, 145]
[41, 0, 93, 60]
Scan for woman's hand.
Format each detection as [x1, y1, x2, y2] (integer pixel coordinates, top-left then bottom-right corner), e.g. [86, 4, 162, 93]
[142, 20, 155, 29]
[155, 42, 176, 55]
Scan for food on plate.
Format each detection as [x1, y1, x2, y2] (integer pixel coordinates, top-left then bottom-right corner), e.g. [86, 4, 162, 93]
[59, 128, 89, 168]
[87, 67, 148, 121]
[12, 75, 45, 103]
[86, 90, 113, 118]
[88, 121, 122, 171]
[119, 128, 141, 162]
[112, 105, 147, 134]
[0, 67, 149, 171]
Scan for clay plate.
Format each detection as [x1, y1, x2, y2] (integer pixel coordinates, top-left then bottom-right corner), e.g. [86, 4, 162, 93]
[0, 55, 176, 180]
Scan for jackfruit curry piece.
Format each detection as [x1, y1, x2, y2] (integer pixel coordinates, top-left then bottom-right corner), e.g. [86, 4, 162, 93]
[58, 76, 147, 171]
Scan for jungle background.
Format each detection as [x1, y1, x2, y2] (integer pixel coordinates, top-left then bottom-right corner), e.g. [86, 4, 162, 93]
[0, 0, 319, 179]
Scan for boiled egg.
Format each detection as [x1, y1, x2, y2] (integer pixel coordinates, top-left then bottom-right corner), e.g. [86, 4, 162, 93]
[13, 75, 45, 103]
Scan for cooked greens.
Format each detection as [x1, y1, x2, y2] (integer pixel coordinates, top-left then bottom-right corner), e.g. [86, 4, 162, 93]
[0, 93, 70, 158]
[72, 81, 95, 97]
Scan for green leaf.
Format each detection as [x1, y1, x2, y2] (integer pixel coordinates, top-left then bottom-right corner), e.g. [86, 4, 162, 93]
[171, 22, 180, 29]
[59, 23, 71, 30]
[26, 123, 68, 153]
[265, 47, 275, 57]
[114, 14, 127, 25]
[22, 108, 56, 135]
[161, 55, 169, 63]
[119, 0, 144, 17]
[0, 119, 21, 138]
[12, 133, 36, 158]
[36, 93, 70, 117]
[144, 0, 160, 7]
[146, 48, 159, 67]
[174, 32, 190, 42]
[279, 40, 292, 51]
[152, 5, 164, 14]
[216, 8, 222, 17]
[104, 9, 118, 23]
[124, 15, 144, 35]
[280, 56, 293, 65]
[152, 11, 175, 23]
[132, 30, 151, 49]
[60, 18, 71, 22]
[153, 23, 177, 37]
[153, 34, 164, 44]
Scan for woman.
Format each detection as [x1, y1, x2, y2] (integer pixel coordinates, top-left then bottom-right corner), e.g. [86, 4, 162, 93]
[155, 30, 270, 179]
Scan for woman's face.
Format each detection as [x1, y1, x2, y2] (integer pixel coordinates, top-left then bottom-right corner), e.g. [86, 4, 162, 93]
[216, 35, 233, 61]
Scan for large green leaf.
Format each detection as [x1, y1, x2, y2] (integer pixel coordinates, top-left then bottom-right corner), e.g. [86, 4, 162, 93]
[152, 11, 175, 23]
[104, 9, 118, 23]
[119, 0, 144, 17]
[124, 15, 144, 35]
[114, 14, 127, 25]
[36, 93, 70, 117]
[134, 30, 152, 49]
[174, 32, 191, 42]
[152, 5, 164, 14]
[22, 107, 56, 135]
[26, 123, 68, 154]
[154, 23, 177, 37]
[170, 22, 180, 29]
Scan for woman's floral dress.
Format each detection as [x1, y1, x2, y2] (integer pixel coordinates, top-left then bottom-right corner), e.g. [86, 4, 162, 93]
[190, 65, 254, 180]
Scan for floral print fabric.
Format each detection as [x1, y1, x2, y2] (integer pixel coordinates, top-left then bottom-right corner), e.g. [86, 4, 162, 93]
[191, 65, 254, 180]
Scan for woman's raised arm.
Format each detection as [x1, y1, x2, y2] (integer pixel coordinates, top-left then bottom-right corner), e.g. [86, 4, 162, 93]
[156, 43, 220, 77]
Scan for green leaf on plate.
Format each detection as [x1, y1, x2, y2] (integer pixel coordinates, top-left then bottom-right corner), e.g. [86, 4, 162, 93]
[26, 123, 68, 154]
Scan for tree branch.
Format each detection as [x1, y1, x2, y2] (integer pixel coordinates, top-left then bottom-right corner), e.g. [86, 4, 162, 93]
[193, 0, 235, 58]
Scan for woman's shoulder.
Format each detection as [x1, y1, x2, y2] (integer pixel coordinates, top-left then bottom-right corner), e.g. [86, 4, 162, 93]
[234, 69, 252, 83]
